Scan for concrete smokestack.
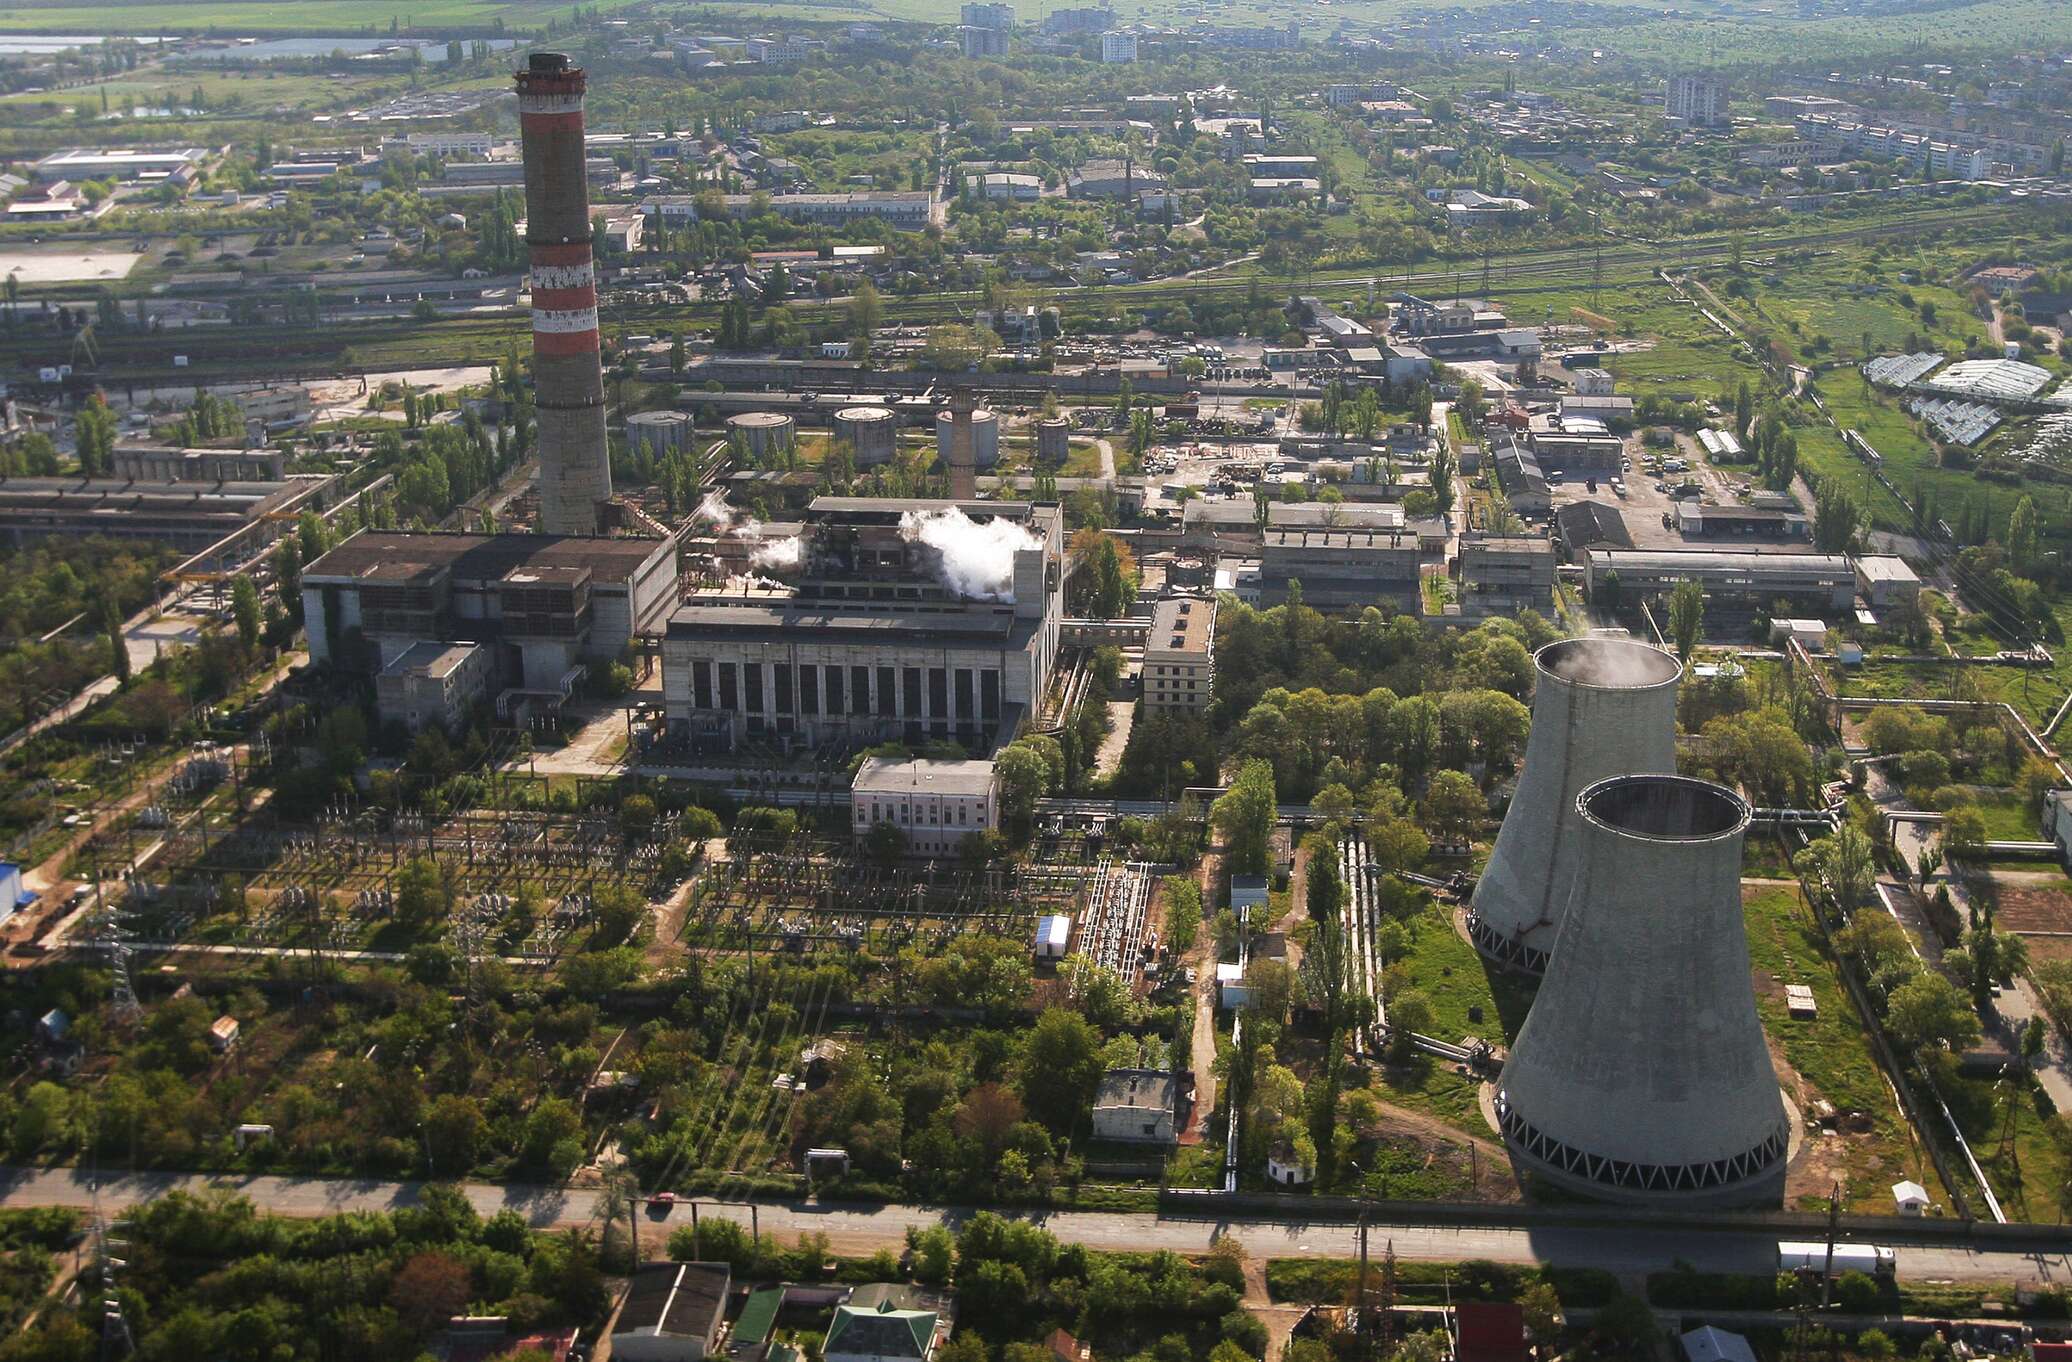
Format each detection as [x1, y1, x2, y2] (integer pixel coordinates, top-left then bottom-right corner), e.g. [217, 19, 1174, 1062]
[516, 51, 612, 536]
[946, 390, 977, 500]
[1495, 774, 1789, 1206]
[1468, 636, 1681, 973]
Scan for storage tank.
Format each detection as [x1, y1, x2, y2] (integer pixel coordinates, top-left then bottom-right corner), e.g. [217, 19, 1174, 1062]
[834, 405, 899, 467]
[1035, 416, 1071, 465]
[1496, 774, 1790, 1207]
[726, 410, 794, 459]
[625, 408, 691, 455]
[936, 407, 1000, 469]
[1468, 636, 1681, 973]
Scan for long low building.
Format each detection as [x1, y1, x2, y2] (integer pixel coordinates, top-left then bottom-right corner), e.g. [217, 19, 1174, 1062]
[0, 475, 323, 548]
[1584, 549, 1854, 613]
[662, 497, 1063, 752]
[644, 190, 936, 230]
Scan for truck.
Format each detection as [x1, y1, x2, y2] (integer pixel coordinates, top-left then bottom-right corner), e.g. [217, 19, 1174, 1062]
[1777, 1241, 1897, 1281]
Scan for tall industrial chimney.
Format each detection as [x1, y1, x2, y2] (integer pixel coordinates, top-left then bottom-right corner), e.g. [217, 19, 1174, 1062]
[516, 51, 612, 536]
[946, 390, 978, 500]
[1468, 636, 1681, 972]
[1495, 774, 1790, 1206]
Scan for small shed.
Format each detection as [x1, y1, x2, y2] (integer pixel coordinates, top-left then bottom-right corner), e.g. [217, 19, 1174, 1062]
[1229, 875, 1269, 922]
[1266, 1140, 1314, 1187]
[1458, 1302, 1531, 1362]
[1216, 962, 1249, 1010]
[209, 1016, 241, 1052]
[34, 1009, 68, 1046]
[1034, 914, 1072, 960]
[804, 1147, 851, 1181]
[1892, 1180, 1930, 1216]
[234, 1123, 274, 1151]
[1682, 1326, 1759, 1362]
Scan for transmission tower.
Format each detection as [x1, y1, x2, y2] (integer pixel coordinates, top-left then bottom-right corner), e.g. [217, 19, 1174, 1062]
[88, 1183, 135, 1358]
[84, 878, 140, 1026]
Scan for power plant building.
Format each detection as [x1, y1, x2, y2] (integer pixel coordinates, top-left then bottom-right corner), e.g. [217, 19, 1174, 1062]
[302, 530, 678, 723]
[661, 497, 1063, 753]
[516, 53, 614, 536]
[1496, 774, 1790, 1206]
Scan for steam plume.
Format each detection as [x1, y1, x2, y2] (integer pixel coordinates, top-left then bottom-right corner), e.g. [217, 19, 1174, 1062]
[899, 507, 1042, 602]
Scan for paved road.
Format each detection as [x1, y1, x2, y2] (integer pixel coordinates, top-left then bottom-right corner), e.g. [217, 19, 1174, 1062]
[5, 1168, 2068, 1285]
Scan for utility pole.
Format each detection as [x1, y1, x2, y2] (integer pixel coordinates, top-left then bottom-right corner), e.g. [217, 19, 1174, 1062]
[1819, 1178, 1841, 1309]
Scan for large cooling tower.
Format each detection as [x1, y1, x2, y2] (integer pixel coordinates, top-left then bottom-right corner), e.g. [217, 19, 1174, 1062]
[1468, 637, 1682, 972]
[1495, 774, 1789, 1207]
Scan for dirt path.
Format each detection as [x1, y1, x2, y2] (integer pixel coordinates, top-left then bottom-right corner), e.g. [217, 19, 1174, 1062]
[1092, 699, 1134, 779]
[1181, 849, 1224, 1144]
[1241, 1255, 1309, 1359]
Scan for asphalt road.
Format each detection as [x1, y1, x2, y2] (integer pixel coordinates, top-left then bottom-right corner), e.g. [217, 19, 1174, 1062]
[5, 1168, 2067, 1285]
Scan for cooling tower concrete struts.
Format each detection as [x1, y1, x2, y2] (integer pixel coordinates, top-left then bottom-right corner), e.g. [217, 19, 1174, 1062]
[1494, 773, 1791, 1208]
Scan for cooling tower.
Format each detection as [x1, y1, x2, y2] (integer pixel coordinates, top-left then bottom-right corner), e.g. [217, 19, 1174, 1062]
[1468, 636, 1682, 972]
[1496, 774, 1789, 1207]
[517, 52, 612, 536]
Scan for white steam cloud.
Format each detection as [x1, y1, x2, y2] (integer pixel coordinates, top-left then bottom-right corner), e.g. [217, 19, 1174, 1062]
[694, 491, 803, 571]
[899, 507, 1042, 602]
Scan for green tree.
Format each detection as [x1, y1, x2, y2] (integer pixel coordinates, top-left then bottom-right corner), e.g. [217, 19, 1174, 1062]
[1814, 483, 1863, 553]
[2007, 495, 2039, 577]
[1016, 1006, 1104, 1136]
[102, 596, 130, 687]
[1211, 759, 1276, 875]
[1163, 876, 1203, 954]
[1668, 578, 1704, 660]
[74, 394, 118, 477]
[1885, 972, 1981, 1055]
[231, 575, 261, 650]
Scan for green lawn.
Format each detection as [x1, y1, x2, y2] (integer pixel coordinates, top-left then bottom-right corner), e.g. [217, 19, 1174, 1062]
[1742, 886, 1946, 1212]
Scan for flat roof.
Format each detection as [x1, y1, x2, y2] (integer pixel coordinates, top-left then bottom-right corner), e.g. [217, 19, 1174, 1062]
[616, 1262, 729, 1341]
[853, 757, 996, 797]
[304, 530, 667, 585]
[382, 640, 481, 678]
[1587, 549, 1850, 573]
[1855, 554, 1920, 583]
[1148, 594, 1214, 655]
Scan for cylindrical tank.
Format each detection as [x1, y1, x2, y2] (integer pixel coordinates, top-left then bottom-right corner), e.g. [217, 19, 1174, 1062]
[1468, 637, 1681, 973]
[1496, 774, 1789, 1207]
[834, 405, 898, 467]
[625, 408, 690, 455]
[935, 407, 1000, 469]
[727, 410, 794, 458]
[1035, 417, 1070, 464]
[515, 51, 611, 536]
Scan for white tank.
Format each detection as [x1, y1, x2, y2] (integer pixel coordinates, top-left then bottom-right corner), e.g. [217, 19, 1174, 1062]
[1469, 636, 1681, 973]
[1496, 774, 1790, 1207]
[727, 410, 794, 458]
[834, 405, 898, 467]
[625, 408, 690, 455]
[935, 407, 1000, 468]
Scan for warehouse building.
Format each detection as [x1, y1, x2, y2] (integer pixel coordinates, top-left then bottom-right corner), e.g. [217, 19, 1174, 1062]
[661, 497, 1063, 752]
[1143, 595, 1215, 712]
[1585, 549, 1854, 613]
[302, 530, 679, 724]
[1457, 534, 1557, 616]
[1258, 527, 1423, 613]
[0, 475, 327, 549]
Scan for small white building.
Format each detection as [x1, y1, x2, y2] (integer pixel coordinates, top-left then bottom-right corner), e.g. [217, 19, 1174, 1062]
[1266, 1140, 1314, 1186]
[1216, 961, 1248, 1010]
[1770, 618, 1829, 648]
[1573, 367, 1615, 396]
[1892, 1179, 1930, 1215]
[978, 172, 1043, 201]
[1034, 913, 1072, 960]
[1854, 554, 1922, 609]
[851, 757, 998, 857]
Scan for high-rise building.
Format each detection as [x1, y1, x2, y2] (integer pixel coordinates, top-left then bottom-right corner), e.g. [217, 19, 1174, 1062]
[515, 52, 612, 536]
[1101, 31, 1138, 62]
[1665, 73, 1728, 126]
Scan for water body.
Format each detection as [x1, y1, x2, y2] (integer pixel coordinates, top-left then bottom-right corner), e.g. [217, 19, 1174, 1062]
[0, 35, 168, 54]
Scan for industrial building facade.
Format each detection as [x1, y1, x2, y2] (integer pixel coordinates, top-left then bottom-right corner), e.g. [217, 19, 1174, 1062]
[851, 757, 999, 856]
[1142, 595, 1215, 712]
[302, 530, 678, 717]
[661, 498, 1063, 752]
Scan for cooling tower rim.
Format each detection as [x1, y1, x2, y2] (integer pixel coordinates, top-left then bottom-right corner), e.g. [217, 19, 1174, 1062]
[835, 405, 897, 420]
[729, 411, 793, 426]
[1535, 635, 1683, 692]
[1575, 773, 1750, 845]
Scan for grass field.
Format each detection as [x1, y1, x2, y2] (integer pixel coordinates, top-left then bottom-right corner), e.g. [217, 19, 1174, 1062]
[1741, 886, 1947, 1213]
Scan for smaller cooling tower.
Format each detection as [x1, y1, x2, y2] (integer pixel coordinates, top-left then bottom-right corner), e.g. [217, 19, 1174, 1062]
[1468, 636, 1681, 972]
[1495, 774, 1789, 1207]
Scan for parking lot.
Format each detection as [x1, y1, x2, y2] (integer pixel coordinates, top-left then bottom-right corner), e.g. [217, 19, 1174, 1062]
[1542, 434, 1814, 552]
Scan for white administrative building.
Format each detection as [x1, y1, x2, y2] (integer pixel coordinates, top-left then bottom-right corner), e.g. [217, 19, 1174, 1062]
[852, 757, 999, 856]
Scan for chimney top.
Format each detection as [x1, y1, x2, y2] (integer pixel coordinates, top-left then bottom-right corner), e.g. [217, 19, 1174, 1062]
[528, 51, 572, 73]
